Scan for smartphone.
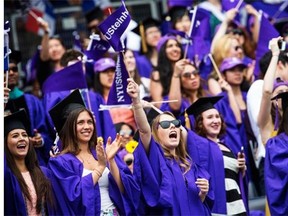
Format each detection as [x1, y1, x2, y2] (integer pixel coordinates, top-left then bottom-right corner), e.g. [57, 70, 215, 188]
[240, 146, 244, 155]
[268, 40, 286, 51]
[278, 40, 286, 51]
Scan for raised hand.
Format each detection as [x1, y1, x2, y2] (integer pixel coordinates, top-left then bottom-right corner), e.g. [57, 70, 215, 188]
[105, 134, 123, 161]
[96, 138, 107, 168]
[127, 78, 140, 102]
[29, 129, 43, 148]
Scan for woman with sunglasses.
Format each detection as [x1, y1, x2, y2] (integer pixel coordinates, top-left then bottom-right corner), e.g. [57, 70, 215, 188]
[161, 58, 210, 128]
[127, 78, 213, 215]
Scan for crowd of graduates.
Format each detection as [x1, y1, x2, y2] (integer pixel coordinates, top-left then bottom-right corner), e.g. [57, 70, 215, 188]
[4, 0, 288, 215]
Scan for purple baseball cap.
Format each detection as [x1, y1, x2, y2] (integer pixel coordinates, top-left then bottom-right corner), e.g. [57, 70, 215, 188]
[220, 57, 247, 73]
[157, 34, 178, 52]
[273, 77, 288, 92]
[94, 57, 116, 73]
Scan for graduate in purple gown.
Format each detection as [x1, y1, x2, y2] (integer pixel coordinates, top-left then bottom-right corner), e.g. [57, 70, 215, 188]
[47, 90, 139, 215]
[184, 96, 248, 215]
[42, 52, 116, 148]
[265, 92, 288, 215]
[127, 78, 214, 215]
[4, 110, 56, 215]
[5, 50, 51, 166]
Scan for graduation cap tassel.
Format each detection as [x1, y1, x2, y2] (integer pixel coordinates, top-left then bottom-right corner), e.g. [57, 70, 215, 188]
[52, 131, 60, 155]
[139, 22, 148, 53]
[184, 110, 191, 130]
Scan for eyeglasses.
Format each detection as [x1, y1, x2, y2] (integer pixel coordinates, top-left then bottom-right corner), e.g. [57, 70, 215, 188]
[234, 46, 243, 51]
[158, 119, 181, 129]
[182, 70, 199, 78]
[227, 28, 244, 36]
[124, 158, 133, 166]
[8, 66, 18, 72]
[119, 129, 133, 136]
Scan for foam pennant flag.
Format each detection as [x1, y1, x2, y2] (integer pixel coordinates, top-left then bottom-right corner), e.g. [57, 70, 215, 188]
[254, 11, 279, 78]
[72, 31, 84, 52]
[99, 53, 131, 110]
[222, 0, 246, 11]
[4, 21, 11, 72]
[42, 61, 87, 94]
[84, 34, 110, 61]
[98, 0, 131, 51]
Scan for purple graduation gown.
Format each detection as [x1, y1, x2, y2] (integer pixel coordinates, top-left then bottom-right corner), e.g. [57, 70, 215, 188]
[186, 129, 248, 215]
[48, 150, 139, 215]
[135, 55, 153, 79]
[4, 156, 57, 215]
[133, 137, 213, 215]
[265, 132, 288, 215]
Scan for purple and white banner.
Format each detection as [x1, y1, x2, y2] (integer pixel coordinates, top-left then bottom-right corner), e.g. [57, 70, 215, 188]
[98, 1, 131, 51]
[100, 53, 131, 110]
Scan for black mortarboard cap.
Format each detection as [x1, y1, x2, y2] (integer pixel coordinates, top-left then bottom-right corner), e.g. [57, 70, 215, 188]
[85, 6, 104, 24]
[274, 18, 288, 37]
[9, 50, 22, 64]
[49, 89, 86, 134]
[132, 17, 161, 53]
[181, 96, 223, 118]
[4, 109, 31, 137]
[271, 91, 288, 113]
[167, 6, 188, 26]
[132, 17, 161, 35]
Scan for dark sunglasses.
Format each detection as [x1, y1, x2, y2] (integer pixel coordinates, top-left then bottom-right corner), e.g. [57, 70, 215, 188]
[234, 46, 243, 51]
[182, 70, 199, 78]
[227, 28, 244, 36]
[158, 119, 181, 129]
[9, 66, 18, 72]
[125, 159, 133, 166]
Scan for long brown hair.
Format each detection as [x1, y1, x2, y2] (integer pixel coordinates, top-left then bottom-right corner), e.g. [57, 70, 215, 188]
[277, 106, 288, 135]
[4, 139, 53, 214]
[60, 107, 97, 155]
[151, 111, 191, 173]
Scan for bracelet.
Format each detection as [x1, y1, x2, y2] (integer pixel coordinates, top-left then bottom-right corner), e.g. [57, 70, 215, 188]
[93, 168, 102, 178]
[173, 74, 180, 78]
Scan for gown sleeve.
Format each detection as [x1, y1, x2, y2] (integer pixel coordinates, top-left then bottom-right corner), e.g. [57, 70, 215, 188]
[265, 133, 288, 216]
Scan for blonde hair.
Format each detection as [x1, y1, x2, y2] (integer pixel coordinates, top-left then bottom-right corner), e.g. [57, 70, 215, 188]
[151, 111, 191, 173]
[210, 34, 244, 80]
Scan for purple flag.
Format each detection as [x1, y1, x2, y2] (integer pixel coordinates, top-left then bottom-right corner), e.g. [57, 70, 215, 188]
[25, 46, 40, 83]
[187, 7, 211, 62]
[168, 0, 193, 7]
[42, 61, 87, 94]
[255, 13, 279, 78]
[189, 7, 211, 40]
[73, 31, 83, 52]
[106, 54, 131, 106]
[98, 1, 131, 51]
[4, 21, 11, 72]
[222, 0, 246, 11]
[84, 34, 110, 61]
